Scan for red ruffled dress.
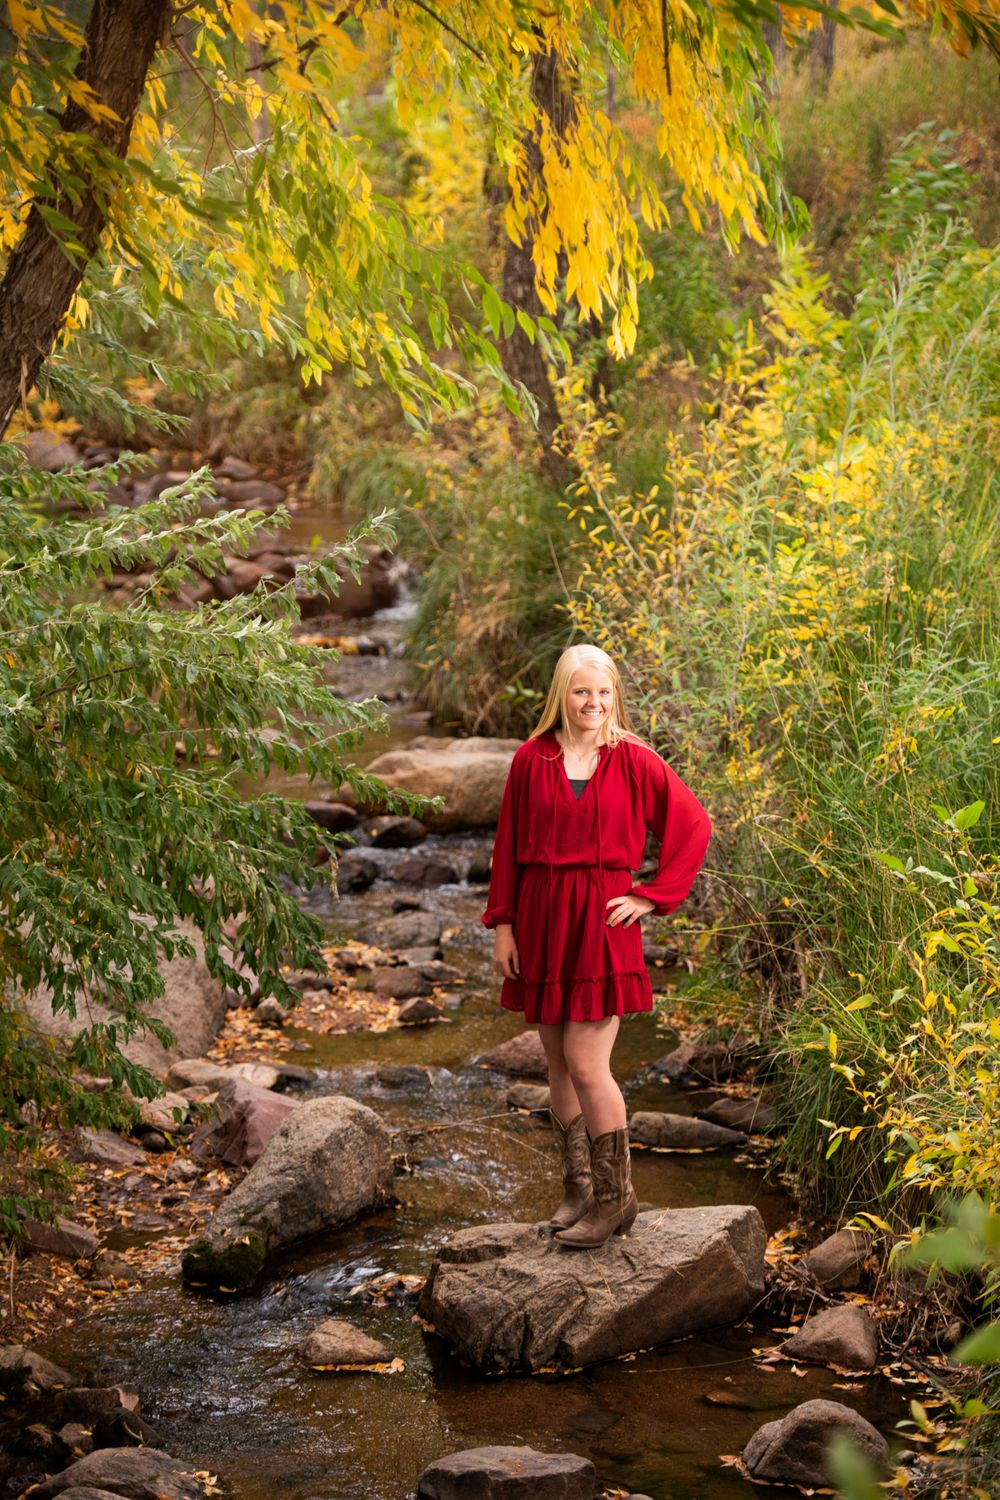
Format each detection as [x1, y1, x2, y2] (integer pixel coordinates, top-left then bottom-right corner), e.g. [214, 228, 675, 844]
[481, 729, 712, 1024]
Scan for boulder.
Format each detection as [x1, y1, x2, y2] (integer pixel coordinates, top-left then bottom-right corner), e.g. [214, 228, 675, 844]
[367, 815, 428, 847]
[20, 919, 227, 1077]
[742, 1399, 888, 1488]
[341, 736, 522, 831]
[695, 1097, 779, 1136]
[781, 1304, 878, 1371]
[55, 1386, 140, 1425]
[371, 966, 434, 1000]
[215, 455, 259, 481]
[20, 1216, 100, 1260]
[358, 910, 443, 951]
[375, 1064, 432, 1092]
[477, 1031, 548, 1079]
[27, 1447, 206, 1499]
[188, 1075, 299, 1168]
[0, 1344, 76, 1396]
[652, 1037, 755, 1086]
[300, 1318, 392, 1368]
[417, 1446, 595, 1500]
[801, 1229, 871, 1290]
[506, 1084, 551, 1113]
[629, 1111, 747, 1151]
[182, 1095, 393, 1289]
[397, 996, 444, 1024]
[304, 800, 359, 833]
[392, 856, 458, 888]
[420, 1206, 766, 1373]
[217, 478, 284, 507]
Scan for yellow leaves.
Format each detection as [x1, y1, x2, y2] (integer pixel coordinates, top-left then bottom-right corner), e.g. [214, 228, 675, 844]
[66, 79, 123, 126]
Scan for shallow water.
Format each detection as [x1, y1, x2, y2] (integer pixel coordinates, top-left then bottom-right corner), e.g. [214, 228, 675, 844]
[37, 579, 909, 1499]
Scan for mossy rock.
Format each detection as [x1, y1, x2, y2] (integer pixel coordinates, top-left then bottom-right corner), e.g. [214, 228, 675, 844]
[181, 1226, 267, 1290]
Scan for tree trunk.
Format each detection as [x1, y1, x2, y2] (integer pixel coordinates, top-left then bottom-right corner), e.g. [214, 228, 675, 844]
[0, 0, 168, 438]
[499, 45, 577, 486]
[809, 10, 837, 91]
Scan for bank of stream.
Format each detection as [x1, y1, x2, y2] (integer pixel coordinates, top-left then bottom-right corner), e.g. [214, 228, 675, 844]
[34, 530, 910, 1499]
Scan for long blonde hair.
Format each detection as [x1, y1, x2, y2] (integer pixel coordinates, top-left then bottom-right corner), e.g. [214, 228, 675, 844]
[530, 644, 647, 751]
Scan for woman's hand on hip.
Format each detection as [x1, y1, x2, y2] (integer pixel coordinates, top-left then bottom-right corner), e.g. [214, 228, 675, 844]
[494, 923, 520, 979]
[606, 893, 656, 927]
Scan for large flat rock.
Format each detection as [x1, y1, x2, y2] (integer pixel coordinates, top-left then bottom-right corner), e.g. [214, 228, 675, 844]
[420, 1206, 766, 1373]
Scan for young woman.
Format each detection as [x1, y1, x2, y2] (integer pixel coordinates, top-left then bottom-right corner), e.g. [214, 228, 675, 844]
[482, 643, 712, 1248]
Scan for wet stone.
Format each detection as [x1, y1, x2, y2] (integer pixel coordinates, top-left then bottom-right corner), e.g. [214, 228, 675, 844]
[391, 855, 458, 887]
[336, 851, 378, 892]
[27, 1447, 207, 1499]
[743, 1399, 888, 1488]
[304, 800, 358, 832]
[506, 1083, 551, 1113]
[696, 1096, 779, 1136]
[375, 1064, 432, 1091]
[780, 1303, 878, 1371]
[476, 1030, 548, 1079]
[397, 996, 444, 1024]
[629, 1111, 747, 1151]
[801, 1229, 871, 1290]
[371, 966, 434, 1000]
[368, 814, 428, 848]
[417, 1445, 595, 1500]
[359, 909, 444, 950]
[301, 1318, 392, 1368]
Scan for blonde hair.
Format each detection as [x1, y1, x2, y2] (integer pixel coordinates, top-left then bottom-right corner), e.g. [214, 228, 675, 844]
[530, 643, 648, 751]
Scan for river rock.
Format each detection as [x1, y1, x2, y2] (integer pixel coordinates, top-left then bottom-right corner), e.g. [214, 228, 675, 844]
[392, 855, 458, 887]
[371, 966, 434, 1000]
[22, 429, 80, 471]
[68, 1129, 147, 1167]
[20, 919, 227, 1077]
[506, 1084, 551, 1112]
[0, 1344, 76, 1395]
[652, 1037, 755, 1086]
[368, 814, 428, 847]
[20, 1216, 100, 1260]
[629, 1112, 747, 1151]
[742, 1399, 888, 1487]
[300, 1318, 392, 1368]
[417, 1445, 595, 1500]
[55, 1386, 140, 1425]
[397, 996, 444, 1023]
[217, 478, 284, 507]
[342, 736, 522, 831]
[188, 1075, 299, 1168]
[305, 800, 359, 832]
[359, 910, 444, 950]
[375, 1064, 433, 1091]
[166, 1057, 279, 1092]
[780, 1304, 878, 1370]
[135, 1091, 190, 1132]
[335, 851, 379, 892]
[801, 1229, 871, 1289]
[696, 1097, 779, 1135]
[182, 1095, 393, 1289]
[420, 1205, 766, 1373]
[28, 1447, 207, 1499]
[477, 1030, 548, 1079]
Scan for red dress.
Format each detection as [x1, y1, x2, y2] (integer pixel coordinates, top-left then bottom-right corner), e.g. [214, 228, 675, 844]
[481, 729, 712, 1024]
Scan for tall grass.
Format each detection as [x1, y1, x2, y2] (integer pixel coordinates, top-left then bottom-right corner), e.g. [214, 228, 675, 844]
[563, 131, 999, 1222]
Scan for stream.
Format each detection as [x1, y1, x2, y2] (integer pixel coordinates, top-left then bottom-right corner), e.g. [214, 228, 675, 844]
[36, 543, 908, 1499]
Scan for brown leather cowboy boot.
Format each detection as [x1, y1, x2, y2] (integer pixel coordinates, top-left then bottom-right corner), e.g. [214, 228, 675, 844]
[553, 1125, 637, 1247]
[549, 1110, 594, 1230]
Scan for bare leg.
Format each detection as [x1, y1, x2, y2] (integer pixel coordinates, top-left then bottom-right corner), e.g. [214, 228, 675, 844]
[563, 1017, 626, 1136]
[536, 1023, 582, 1124]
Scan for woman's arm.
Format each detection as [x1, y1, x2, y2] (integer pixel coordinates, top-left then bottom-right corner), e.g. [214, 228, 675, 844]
[629, 749, 712, 916]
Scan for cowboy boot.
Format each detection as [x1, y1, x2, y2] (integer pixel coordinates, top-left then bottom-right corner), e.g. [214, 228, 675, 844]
[548, 1110, 594, 1230]
[553, 1125, 638, 1247]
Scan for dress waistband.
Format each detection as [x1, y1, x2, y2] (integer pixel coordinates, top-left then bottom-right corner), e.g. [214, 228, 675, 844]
[522, 862, 631, 871]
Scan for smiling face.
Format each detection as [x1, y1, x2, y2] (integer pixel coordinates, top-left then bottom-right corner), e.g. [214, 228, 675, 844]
[563, 666, 615, 737]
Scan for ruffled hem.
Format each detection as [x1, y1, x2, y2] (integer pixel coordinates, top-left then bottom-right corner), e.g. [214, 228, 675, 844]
[500, 970, 654, 1024]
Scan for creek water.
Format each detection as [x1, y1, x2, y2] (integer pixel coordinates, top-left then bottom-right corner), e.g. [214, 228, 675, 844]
[38, 564, 907, 1499]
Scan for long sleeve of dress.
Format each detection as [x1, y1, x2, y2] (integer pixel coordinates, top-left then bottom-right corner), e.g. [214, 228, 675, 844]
[481, 753, 522, 928]
[629, 751, 712, 917]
